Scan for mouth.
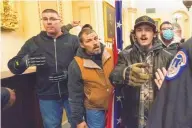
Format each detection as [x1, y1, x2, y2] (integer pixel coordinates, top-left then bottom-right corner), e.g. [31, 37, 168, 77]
[94, 48, 99, 50]
[93, 45, 99, 49]
[47, 26, 53, 29]
[140, 37, 148, 41]
[93, 47, 100, 51]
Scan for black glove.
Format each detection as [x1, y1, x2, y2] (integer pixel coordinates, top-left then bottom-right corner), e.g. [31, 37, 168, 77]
[125, 63, 151, 87]
[14, 54, 46, 69]
[25, 54, 46, 67]
[49, 71, 68, 82]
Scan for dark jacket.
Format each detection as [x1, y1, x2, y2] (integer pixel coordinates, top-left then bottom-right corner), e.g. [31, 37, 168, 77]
[67, 44, 113, 125]
[61, 24, 73, 33]
[148, 37, 192, 128]
[8, 31, 79, 100]
[109, 41, 173, 127]
[161, 40, 181, 55]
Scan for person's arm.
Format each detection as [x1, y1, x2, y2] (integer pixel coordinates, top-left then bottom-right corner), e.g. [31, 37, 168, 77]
[61, 21, 80, 32]
[72, 35, 80, 54]
[68, 60, 85, 126]
[109, 52, 128, 87]
[61, 24, 73, 32]
[8, 39, 32, 74]
[110, 52, 151, 87]
[8, 37, 46, 74]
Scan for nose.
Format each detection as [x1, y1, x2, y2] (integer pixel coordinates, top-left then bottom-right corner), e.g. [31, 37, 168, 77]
[141, 29, 146, 35]
[47, 19, 52, 24]
[93, 40, 99, 46]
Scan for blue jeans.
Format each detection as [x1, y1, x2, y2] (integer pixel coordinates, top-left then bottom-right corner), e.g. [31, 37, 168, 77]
[86, 109, 105, 128]
[39, 98, 74, 128]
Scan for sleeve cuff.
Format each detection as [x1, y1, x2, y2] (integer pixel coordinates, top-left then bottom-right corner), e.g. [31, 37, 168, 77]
[123, 66, 131, 85]
[123, 67, 129, 80]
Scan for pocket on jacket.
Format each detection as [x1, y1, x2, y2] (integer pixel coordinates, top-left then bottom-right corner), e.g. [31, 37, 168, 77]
[87, 88, 111, 108]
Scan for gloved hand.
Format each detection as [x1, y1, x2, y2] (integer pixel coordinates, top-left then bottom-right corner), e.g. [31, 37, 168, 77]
[125, 63, 151, 87]
[25, 54, 46, 67]
[14, 54, 46, 69]
[49, 70, 68, 82]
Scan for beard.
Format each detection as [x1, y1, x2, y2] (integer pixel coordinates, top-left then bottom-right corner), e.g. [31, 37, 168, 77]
[92, 45, 101, 55]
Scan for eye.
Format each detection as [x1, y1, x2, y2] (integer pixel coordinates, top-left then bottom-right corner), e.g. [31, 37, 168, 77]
[49, 17, 58, 21]
[94, 37, 98, 41]
[41, 18, 48, 21]
[146, 28, 152, 31]
[136, 28, 142, 32]
[86, 39, 92, 43]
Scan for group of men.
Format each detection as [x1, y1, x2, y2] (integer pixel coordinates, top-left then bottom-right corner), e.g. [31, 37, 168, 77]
[5, 8, 192, 128]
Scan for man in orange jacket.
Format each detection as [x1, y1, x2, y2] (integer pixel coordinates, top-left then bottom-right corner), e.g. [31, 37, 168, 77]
[68, 28, 114, 128]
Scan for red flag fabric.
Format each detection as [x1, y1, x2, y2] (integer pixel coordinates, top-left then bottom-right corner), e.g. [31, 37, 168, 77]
[106, 38, 118, 128]
[113, 38, 118, 65]
[106, 0, 123, 127]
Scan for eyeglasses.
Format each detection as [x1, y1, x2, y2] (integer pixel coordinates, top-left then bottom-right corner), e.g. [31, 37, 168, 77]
[161, 27, 173, 31]
[41, 17, 60, 22]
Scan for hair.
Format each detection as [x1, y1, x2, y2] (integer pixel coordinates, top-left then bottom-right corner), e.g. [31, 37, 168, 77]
[160, 21, 172, 30]
[78, 29, 96, 43]
[130, 30, 135, 45]
[42, 9, 59, 16]
[133, 23, 158, 34]
[82, 24, 93, 30]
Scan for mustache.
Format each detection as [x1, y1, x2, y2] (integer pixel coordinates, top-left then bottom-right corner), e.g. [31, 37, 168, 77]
[140, 36, 148, 40]
[93, 45, 100, 49]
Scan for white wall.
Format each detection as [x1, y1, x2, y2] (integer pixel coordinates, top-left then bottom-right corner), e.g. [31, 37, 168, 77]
[133, 0, 192, 39]
[1, 32, 25, 72]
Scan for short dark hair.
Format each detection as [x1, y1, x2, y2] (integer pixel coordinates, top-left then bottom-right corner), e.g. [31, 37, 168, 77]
[78, 29, 96, 43]
[42, 9, 59, 16]
[130, 30, 135, 45]
[82, 24, 93, 30]
[160, 21, 172, 30]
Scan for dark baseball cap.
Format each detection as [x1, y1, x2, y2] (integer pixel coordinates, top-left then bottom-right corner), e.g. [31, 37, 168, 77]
[134, 15, 156, 31]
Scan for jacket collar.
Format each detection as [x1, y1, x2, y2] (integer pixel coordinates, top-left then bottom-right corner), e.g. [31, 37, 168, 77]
[134, 39, 163, 54]
[160, 38, 180, 48]
[39, 31, 68, 40]
[83, 48, 111, 69]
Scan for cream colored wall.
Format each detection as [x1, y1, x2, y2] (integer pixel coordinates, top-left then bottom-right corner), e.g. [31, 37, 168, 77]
[134, 0, 192, 39]
[71, 1, 97, 35]
[62, 1, 73, 25]
[22, 1, 41, 39]
[1, 32, 25, 72]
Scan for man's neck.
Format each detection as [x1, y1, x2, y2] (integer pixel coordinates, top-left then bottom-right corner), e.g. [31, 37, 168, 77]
[164, 40, 172, 46]
[139, 43, 153, 53]
[47, 31, 63, 39]
[161, 37, 172, 46]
